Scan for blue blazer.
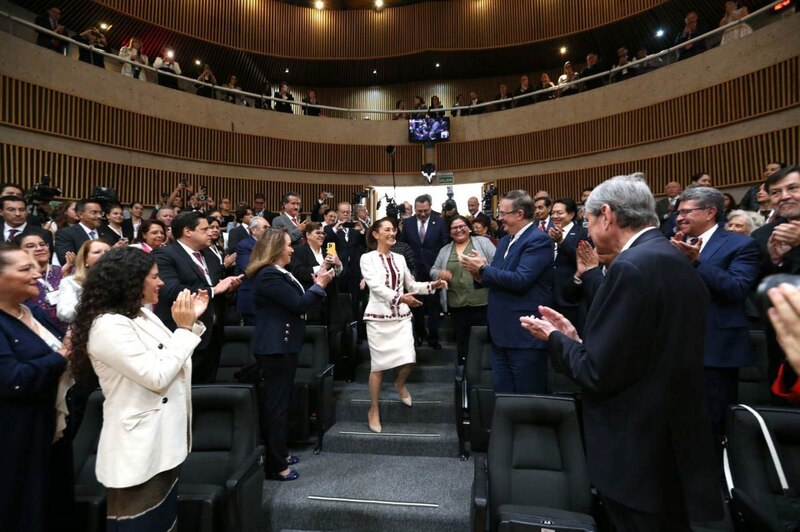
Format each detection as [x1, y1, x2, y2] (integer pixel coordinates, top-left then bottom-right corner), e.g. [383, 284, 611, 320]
[400, 214, 448, 281]
[251, 266, 326, 355]
[480, 224, 554, 349]
[553, 224, 589, 308]
[694, 227, 760, 367]
[235, 236, 257, 316]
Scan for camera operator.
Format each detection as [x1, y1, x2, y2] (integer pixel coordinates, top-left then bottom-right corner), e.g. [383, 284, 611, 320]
[75, 27, 108, 68]
[1, 195, 53, 247]
[154, 47, 182, 90]
[195, 64, 217, 98]
[311, 191, 333, 222]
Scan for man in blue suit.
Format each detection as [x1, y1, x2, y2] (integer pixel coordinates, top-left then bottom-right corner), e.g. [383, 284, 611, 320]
[460, 189, 553, 393]
[670, 187, 760, 454]
[400, 194, 448, 348]
[235, 216, 270, 325]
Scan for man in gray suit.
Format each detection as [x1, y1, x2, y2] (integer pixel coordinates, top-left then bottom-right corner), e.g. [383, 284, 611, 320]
[271, 191, 309, 247]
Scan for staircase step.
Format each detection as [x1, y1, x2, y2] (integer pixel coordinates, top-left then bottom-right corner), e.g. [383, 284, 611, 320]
[323, 422, 460, 457]
[354, 341, 459, 367]
[354, 364, 455, 384]
[263, 452, 473, 532]
[334, 382, 454, 424]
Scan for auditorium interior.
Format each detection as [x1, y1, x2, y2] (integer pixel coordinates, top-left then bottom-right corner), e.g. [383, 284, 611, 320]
[1, 0, 799, 530]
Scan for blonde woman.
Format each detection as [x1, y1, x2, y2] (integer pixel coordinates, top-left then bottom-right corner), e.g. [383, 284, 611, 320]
[119, 37, 148, 81]
[56, 239, 110, 324]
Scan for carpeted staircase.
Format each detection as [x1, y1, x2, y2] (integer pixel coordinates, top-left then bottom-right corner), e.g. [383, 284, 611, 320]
[262, 320, 474, 531]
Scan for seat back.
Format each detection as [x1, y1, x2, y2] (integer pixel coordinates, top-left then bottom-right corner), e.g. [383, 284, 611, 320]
[726, 405, 800, 530]
[737, 330, 772, 405]
[181, 385, 260, 485]
[216, 326, 256, 383]
[296, 325, 330, 380]
[466, 326, 494, 452]
[72, 390, 104, 486]
[488, 394, 592, 524]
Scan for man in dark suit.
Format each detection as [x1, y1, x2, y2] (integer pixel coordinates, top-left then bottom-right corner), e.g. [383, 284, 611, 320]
[324, 202, 366, 325]
[522, 174, 722, 528]
[235, 216, 270, 325]
[548, 197, 589, 334]
[670, 187, 760, 457]
[153, 211, 242, 383]
[225, 206, 253, 253]
[460, 190, 554, 393]
[675, 11, 708, 61]
[271, 191, 309, 248]
[533, 196, 554, 232]
[400, 194, 448, 348]
[54, 199, 108, 264]
[0, 196, 52, 248]
[35, 7, 66, 53]
[655, 181, 682, 226]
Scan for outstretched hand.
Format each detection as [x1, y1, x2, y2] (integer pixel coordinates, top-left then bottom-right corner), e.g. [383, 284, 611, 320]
[520, 306, 581, 342]
[400, 292, 423, 308]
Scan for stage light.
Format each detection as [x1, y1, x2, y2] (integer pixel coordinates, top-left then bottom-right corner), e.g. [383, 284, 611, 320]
[655, 29, 665, 37]
[314, 1, 324, 9]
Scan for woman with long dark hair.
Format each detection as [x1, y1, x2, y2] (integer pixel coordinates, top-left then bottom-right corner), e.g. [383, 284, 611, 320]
[246, 228, 334, 480]
[360, 218, 447, 433]
[69, 247, 207, 530]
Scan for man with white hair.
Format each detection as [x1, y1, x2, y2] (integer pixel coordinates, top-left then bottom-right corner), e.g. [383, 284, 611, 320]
[521, 173, 721, 528]
[235, 216, 270, 325]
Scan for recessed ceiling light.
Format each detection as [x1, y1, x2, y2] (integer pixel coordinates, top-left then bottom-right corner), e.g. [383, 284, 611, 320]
[559, 46, 567, 55]
[375, 0, 384, 7]
[314, 0, 324, 9]
[435, 63, 440, 68]
[373, 69, 377, 74]
[655, 29, 665, 37]
[285, 68, 289, 73]
[194, 59, 201, 66]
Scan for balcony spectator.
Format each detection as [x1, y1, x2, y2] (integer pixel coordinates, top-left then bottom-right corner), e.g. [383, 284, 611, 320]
[273, 82, 295, 114]
[411, 95, 426, 119]
[451, 94, 466, 117]
[720, 1, 752, 46]
[119, 37, 148, 81]
[514, 74, 534, 107]
[579, 53, 605, 90]
[611, 47, 638, 83]
[194, 64, 217, 98]
[222, 74, 243, 104]
[74, 27, 108, 69]
[255, 81, 272, 110]
[35, 7, 66, 54]
[153, 47, 182, 90]
[635, 48, 664, 73]
[493, 83, 513, 112]
[537, 73, 556, 101]
[428, 95, 444, 118]
[467, 91, 484, 115]
[557, 62, 579, 97]
[675, 11, 708, 61]
[303, 90, 321, 116]
[393, 99, 407, 120]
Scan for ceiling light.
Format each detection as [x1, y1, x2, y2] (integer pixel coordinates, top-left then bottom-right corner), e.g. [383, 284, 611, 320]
[285, 68, 289, 73]
[194, 59, 201, 66]
[655, 29, 665, 37]
[373, 69, 377, 74]
[375, 0, 384, 7]
[559, 46, 567, 55]
[435, 63, 440, 68]
[314, 0, 324, 9]
[98, 22, 110, 31]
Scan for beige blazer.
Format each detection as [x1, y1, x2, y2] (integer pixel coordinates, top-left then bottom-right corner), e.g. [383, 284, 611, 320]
[87, 307, 205, 488]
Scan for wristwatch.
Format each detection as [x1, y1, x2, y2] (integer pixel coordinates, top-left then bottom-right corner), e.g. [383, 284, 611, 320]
[478, 264, 486, 275]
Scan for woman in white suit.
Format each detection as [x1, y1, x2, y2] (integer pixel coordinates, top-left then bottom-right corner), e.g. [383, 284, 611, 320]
[69, 247, 208, 530]
[360, 217, 447, 433]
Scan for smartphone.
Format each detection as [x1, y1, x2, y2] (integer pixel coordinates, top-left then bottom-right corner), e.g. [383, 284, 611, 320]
[326, 242, 337, 256]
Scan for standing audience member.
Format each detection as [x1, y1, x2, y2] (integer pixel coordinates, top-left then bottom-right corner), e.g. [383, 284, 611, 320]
[0, 243, 73, 532]
[548, 198, 589, 333]
[302, 90, 321, 116]
[558, 62, 579, 97]
[579, 53, 605, 90]
[720, 0, 752, 45]
[428, 95, 444, 118]
[670, 187, 760, 458]
[521, 174, 722, 528]
[195, 64, 217, 98]
[247, 229, 334, 480]
[54, 199, 107, 264]
[235, 217, 270, 326]
[725, 209, 762, 236]
[324, 202, 366, 326]
[152, 211, 242, 383]
[118, 37, 148, 81]
[412, 96, 426, 119]
[226, 206, 254, 253]
[675, 11, 708, 61]
[1, 195, 52, 247]
[74, 27, 108, 68]
[153, 47, 181, 90]
[537, 73, 556, 100]
[35, 6, 66, 53]
[393, 99, 407, 120]
[103, 203, 126, 245]
[52, 200, 80, 232]
[636, 48, 664, 72]
[460, 190, 554, 394]
[273, 82, 295, 114]
[16, 233, 71, 334]
[57, 239, 111, 324]
[130, 219, 166, 253]
[493, 83, 513, 112]
[289, 222, 342, 325]
[467, 91, 484, 115]
[70, 247, 207, 530]
[514, 74, 534, 107]
[739, 161, 786, 212]
[533, 196, 553, 231]
[400, 195, 448, 349]
[121, 201, 144, 241]
[272, 192, 309, 248]
[450, 95, 465, 117]
[655, 181, 683, 226]
[361, 218, 447, 433]
[431, 216, 495, 364]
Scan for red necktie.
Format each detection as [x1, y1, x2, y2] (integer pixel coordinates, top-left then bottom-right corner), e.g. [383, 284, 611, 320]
[192, 252, 208, 277]
[539, 221, 546, 232]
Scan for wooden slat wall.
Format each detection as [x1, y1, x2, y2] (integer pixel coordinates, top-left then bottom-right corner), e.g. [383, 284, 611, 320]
[437, 57, 800, 171]
[497, 128, 800, 201]
[0, 75, 423, 174]
[93, 0, 667, 59]
[0, 143, 368, 211]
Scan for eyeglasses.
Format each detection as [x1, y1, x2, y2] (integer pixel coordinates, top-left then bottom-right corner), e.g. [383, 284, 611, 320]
[22, 243, 49, 249]
[675, 207, 708, 217]
[450, 225, 469, 232]
[497, 210, 520, 217]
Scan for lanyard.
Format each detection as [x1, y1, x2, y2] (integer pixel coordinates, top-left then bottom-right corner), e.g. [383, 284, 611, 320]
[37, 265, 54, 292]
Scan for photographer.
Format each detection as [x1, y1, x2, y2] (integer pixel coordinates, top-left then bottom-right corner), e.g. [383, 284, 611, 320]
[324, 202, 366, 324]
[119, 37, 148, 81]
[75, 27, 108, 68]
[195, 64, 217, 98]
[154, 47, 182, 90]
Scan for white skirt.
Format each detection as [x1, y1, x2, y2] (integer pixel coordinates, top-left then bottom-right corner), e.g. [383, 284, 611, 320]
[366, 318, 416, 372]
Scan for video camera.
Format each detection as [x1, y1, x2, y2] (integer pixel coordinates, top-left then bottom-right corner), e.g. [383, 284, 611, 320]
[352, 190, 369, 205]
[24, 175, 62, 220]
[90, 187, 118, 210]
[377, 193, 403, 220]
[482, 184, 498, 216]
[443, 186, 457, 213]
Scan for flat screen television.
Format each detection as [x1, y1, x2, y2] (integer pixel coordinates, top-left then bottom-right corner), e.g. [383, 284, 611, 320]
[408, 117, 451, 143]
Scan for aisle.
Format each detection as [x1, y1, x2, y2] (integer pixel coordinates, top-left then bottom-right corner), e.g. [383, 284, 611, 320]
[262, 320, 473, 531]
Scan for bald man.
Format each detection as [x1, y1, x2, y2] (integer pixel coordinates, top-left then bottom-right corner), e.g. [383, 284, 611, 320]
[655, 181, 682, 223]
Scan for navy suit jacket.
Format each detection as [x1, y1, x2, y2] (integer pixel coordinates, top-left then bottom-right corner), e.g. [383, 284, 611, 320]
[235, 236, 257, 316]
[251, 266, 326, 355]
[400, 214, 448, 281]
[548, 229, 721, 519]
[226, 225, 249, 254]
[54, 224, 111, 265]
[553, 224, 588, 308]
[152, 243, 222, 349]
[323, 225, 364, 286]
[694, 227, 760, 367]
[0, 221, 53, 249]
[752, 217, 800, 276]
[480, 223, 554, 350]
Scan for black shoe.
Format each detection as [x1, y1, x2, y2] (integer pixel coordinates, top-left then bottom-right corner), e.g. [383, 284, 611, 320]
[414, 336, 423, 347]
[285, 455, 299, 465]
[428, 340, 442, 350]
[266, 468, 299, 481]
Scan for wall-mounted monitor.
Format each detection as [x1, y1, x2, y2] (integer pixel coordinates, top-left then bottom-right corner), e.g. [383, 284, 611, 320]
[408, 117, 451, 143]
